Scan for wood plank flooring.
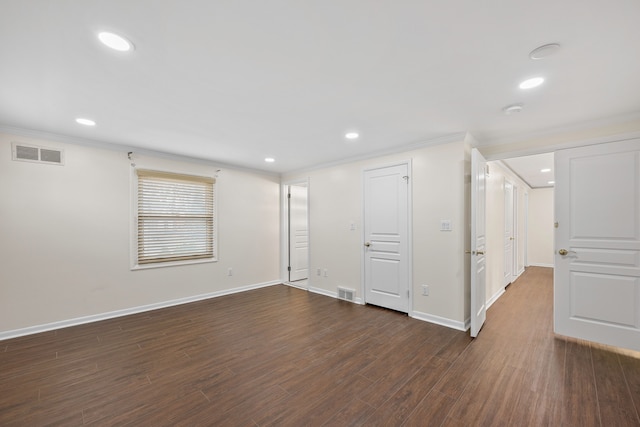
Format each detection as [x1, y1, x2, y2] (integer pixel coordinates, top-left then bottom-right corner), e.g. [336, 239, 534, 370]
[1, 267, 639, 426]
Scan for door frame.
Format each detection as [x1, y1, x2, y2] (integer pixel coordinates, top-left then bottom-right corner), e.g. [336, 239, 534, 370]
[361, 160, 413, 316]
[523, 191, 529, 268]
[503, 178, 515, 287]
[281, 178, 310, 289]
[512, 184, 519, 280]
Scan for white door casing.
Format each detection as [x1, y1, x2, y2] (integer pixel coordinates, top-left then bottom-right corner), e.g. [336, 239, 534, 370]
[363, 162, 410, 313]
[504, 180, 514, 286]
[555, 139, 640, 351]
[289, 184, 309, 282]
[471, 149, 488, 337]
[512, 186, 519, 279]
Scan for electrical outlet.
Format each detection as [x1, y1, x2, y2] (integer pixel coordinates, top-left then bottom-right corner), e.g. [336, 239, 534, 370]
[228, 268, 233, 276]
[421, 284, 429, 296]
[317, 268, 321, 276]
[323, 269, 328, 277]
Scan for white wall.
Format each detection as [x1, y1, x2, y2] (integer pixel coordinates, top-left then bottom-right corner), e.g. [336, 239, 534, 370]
[0, 133, 281, 335]
[283, 138, 470, 329]
[527, 188, 554, 267]
[484, 161, 531, 306]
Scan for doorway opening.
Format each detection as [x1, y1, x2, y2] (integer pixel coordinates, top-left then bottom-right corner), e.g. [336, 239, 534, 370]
[480, 152, 555, 320]
[284, 181, 309, 288]
[471, 152, 555, 336]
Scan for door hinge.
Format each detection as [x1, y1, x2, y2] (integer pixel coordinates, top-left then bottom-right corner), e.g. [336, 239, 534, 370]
[288, 193, 291, 199]
[287, 266, 291, 272]
[407, 290, 410, 297]
[554, 221, 559, 228]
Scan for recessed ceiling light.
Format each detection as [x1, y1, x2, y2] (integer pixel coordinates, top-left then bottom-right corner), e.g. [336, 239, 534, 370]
[541, 168, 551, 173]
[98, 31, 134, 52]
[502, 104, 523, 115]
[548, 181, 555, 185]
[345, 132, 359, 140]
[519, 77, 545, 89]
[264, 157, 275, 163]
[529, 43, 561, 60]
[75, 118, 96, 126]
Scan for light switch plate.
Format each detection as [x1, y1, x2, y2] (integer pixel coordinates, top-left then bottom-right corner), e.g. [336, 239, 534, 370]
[440, 220, 452, 231]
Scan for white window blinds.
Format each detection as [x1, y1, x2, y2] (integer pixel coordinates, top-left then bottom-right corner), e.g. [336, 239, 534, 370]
[136, 170, 215, 265]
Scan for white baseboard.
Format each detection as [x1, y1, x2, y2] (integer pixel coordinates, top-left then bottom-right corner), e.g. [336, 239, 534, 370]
[285, 281, 308, 290]
[0, 280, 280, 341]
[528, 263, 554, 268]
[309, 287, 466, 331]
[486, 288, 506, 309]
[308, 286, 364, 304]
[411, 310, 468, 332]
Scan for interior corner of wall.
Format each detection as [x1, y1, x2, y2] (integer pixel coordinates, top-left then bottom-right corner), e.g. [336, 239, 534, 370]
[463, 132, 480, 147]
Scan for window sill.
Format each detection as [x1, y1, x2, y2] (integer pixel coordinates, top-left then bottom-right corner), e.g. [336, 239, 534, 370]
[131, 257, 217, 271]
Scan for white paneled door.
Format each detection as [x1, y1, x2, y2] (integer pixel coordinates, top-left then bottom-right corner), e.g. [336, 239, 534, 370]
[504, 180, 514, 286]
[555, 139, 640, 351]
[288, 184, 308, 282]
[363, 162, 410, 313]
[471, 149, 488, 337]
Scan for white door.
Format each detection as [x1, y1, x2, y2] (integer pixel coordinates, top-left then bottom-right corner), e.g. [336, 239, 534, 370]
[363, 162, 410, 313]
[504, 180, 514, 286]
[471, 149, 487, 337]
[288, 184, 308, 282]
[555, 139, 640, 351]
[512, 186, 519, 278]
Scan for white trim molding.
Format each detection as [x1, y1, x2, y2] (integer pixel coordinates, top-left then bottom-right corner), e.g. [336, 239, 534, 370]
[528, 263, 554, 268]
[0, 280, 280, 341]
[487, 288, 506, 310]
[411, 310, 469, 332]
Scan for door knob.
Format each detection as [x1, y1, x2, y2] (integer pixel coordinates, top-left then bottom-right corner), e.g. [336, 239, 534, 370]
[364, 242, 371, 247]
[476, 251, 485, 255]
[558, 249, 577, 256]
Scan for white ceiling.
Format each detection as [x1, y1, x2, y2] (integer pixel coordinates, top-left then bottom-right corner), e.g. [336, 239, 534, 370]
[1, 1, 640, 174]
[502, 153, 555, 189]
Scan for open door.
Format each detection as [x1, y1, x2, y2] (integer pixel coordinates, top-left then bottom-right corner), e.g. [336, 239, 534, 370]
[471, 149, 487, 337]
[555, 139, 640, 351]
[504, 180, 514, 286]
[288, 184, 308, 282]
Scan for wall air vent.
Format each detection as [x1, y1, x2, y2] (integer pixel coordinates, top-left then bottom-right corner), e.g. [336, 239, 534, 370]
[337, 287, 355, 302]
[12, 143, 64, 165]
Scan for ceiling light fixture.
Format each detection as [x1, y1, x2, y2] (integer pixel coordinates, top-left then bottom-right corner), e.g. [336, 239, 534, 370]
[345, 132, 359, 140]
[264, 157, 275, 163]
[75, 118, 96, 126]
[529, 43, 561, 60]
[541, 168, 551, 173]
[519, 77, 545, 89]
[98, 31, 134, 52]
[502, 104, 523, 115]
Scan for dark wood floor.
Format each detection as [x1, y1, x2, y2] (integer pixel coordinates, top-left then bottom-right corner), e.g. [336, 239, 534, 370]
[1, 267, 639, 426]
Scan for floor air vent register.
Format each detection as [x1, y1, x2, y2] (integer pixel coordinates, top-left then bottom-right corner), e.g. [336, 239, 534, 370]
[337, 287, 355, 302]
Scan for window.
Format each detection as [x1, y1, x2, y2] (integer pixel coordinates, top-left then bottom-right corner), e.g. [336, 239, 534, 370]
[136, 169, 215, 266]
